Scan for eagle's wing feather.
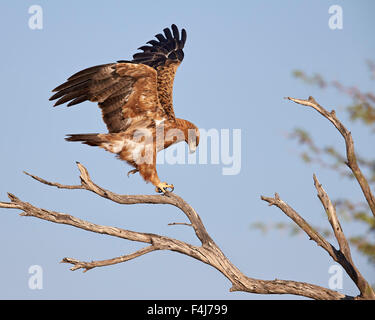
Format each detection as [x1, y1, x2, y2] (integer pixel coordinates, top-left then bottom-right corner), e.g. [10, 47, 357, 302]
[130, 24, 186, 68]
[127, 24, 187, 121]
[50, 62, 166, 133]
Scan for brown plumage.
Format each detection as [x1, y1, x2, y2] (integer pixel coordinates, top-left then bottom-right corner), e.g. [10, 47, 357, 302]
[50, 24, 200, 193]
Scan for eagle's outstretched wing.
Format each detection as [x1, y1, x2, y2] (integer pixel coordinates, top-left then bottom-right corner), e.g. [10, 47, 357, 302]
[50, 62, 166, 133]
[126, 24, 187, 120]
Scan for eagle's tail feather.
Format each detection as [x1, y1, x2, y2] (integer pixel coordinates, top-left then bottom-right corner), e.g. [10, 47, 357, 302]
[65, 133, 127, 154]
[65, 133, 103, 146]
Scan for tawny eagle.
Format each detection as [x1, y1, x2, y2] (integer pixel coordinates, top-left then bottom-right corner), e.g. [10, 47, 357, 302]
[50, 24, 200, 193]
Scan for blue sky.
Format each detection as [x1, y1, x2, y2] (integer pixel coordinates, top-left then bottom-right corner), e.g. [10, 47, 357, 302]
[0, 0, 374, 299]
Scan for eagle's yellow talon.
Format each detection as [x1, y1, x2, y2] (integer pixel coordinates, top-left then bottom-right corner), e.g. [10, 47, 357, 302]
[156, 182, 174, 193]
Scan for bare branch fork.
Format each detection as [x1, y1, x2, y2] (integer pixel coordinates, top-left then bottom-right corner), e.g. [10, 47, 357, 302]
[0, 162, 350, 300]
[286, 96, 375, 218]
[261, 96, 375, 299]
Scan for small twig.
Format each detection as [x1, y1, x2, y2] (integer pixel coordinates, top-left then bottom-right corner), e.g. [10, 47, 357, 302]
[61, 246, 158, 272]
[23, 171, 83, 190]
[168, 222, 193, 227]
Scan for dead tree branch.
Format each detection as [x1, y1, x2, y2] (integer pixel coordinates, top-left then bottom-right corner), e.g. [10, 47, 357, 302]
[261, 183, 374, 299]
[259, 96, 375, 299]
[286, 96, 375, 218]
[0, 162, 352, 300]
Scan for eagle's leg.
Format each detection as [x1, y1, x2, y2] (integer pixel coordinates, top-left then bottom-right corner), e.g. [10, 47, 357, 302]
[137, 163, 174, 193]
[124, 144, 174, 193]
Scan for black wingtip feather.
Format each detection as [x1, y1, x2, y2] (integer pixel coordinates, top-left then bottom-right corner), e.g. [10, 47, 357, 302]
[180, 29, 187, 48]
[146, 40, 160, 46]
[131, 24, 187, 69]
[155, 33, 167, 43]
[171, 24, 179, 41]
[163, 28, 173, 40]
